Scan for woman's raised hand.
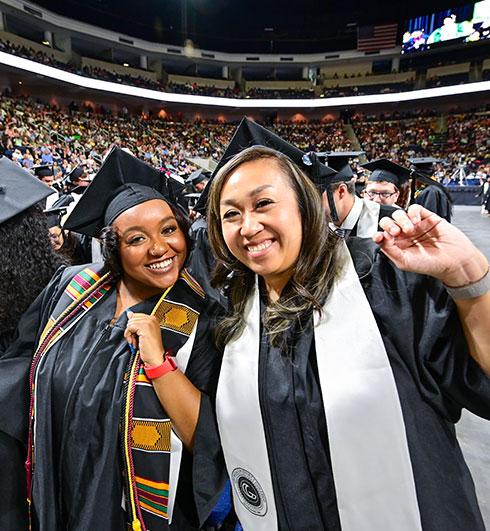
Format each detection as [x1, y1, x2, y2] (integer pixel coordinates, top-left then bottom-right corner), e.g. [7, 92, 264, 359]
[124, 311, 165, 366]
[374, 204, 488, 287]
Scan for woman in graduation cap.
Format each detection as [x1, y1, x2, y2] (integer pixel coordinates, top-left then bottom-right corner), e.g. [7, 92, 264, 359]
[195, 119, 490, 531]
[2, 147, 221, 530]
[0, 157, 64, 530]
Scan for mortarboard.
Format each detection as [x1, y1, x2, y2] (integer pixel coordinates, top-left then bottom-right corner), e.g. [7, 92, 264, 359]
[32, 164, 53, 178]
[57, 166, 88, 195]
[193, 117, 337, 216]
[408, 157, 441, 174]
[408, 157, 446, 190]
[63, 147, 178, 237]
[319, 151, 365, 182]
[44, 206, 67, 229]
[185, 169, 210, 187]
[0, 157, 53, 224]
[362, 158, 412, 188]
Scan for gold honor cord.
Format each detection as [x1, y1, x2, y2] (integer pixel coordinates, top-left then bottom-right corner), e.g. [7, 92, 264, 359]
[123, 284, 173, 531]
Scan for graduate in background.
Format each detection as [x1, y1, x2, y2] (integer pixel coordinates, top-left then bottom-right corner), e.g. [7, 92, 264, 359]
[193, 122, 490, 531]
[320, 152, 402, 238]
[0, 157, 64, 530]
[363, 158, 412, 209]
[409, 157, 453, 222]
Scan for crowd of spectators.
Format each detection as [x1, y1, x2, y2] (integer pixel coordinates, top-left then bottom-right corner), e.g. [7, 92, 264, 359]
[245, 87, 316, 99]
[0, 95, 351, 180]
[4, 37, 482, 101]
[352, 110, 490, 185]
[0, 39, 69, 70]
[426, 73, 469, 89]
[1, 93, 488, 188]
[167, 81, 241, 98]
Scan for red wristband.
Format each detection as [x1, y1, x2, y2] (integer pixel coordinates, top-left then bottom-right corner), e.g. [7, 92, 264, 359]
[144, 353, 177, 380]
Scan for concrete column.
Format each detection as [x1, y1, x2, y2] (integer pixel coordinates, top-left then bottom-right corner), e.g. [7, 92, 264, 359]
[149, 58, 163, 80]
[302, 66, 309, 80]
[54, 33, 71, 54]
[140, 54, 148, 70]
[43, 30, 53, 47]
[222, 65, 229, 79]
[230, 66, 244, 90]
[0, 10, 6, 32]
[392, 56, 400, 73]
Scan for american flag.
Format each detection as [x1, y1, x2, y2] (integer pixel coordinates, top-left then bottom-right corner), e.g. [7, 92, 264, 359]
[357, 23, 398, 52]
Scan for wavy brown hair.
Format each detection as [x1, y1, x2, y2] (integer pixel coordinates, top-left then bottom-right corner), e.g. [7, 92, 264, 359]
[207, 146, 342, 349]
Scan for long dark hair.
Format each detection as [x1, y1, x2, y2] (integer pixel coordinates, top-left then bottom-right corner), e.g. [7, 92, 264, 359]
[0, 204, 65, 337]
[100, 199, 191, 279]
[207, 146, 342, 349]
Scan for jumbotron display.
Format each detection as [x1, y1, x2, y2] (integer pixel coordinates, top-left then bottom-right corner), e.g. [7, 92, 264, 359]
[402, 0, 490, 53]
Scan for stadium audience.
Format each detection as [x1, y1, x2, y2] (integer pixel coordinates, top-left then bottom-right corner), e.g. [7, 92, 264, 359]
[0, 93, 488, 186]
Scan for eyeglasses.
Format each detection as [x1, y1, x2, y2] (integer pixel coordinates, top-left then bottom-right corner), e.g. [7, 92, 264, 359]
[365, 190, 398, 199]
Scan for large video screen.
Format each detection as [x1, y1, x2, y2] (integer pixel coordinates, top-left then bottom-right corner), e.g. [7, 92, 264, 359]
[402, 0, 490, 54]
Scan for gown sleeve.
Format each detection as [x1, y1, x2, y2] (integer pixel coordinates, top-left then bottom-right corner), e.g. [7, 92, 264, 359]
[361, 240, 490, 423]
[185, 298, 228, 526]
[408, 267, 490, 422]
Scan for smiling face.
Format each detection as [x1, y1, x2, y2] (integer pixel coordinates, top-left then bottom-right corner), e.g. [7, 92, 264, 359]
[112, 199, 187, 297]
[219, 158, 303, 293]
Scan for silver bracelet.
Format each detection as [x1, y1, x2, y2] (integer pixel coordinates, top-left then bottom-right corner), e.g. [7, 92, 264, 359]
[444, 267, 490, 300]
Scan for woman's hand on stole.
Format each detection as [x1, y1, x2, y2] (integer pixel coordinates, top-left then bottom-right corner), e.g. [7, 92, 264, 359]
[124, 312, 165, 366]
[374, 204, 488, 287]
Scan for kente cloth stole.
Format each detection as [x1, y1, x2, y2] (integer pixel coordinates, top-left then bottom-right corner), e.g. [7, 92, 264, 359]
[26, 266, 205, 531]
[122, 269, 204, 531]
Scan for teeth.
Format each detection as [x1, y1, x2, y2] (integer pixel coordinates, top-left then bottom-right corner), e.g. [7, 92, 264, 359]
[247, 241, 272, 253]
[147, 258, 173, 270]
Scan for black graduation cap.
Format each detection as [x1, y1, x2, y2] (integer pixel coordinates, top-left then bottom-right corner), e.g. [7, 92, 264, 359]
[408, 157, 446, 190]
[68, 166, 85, 181]
[408, 157, 441, 175]
[0, 156, 53, 224]
[319, 151, 365, 182]
[60, 165, 90, 195]
[185, 169, 209, 188]
[193, 117, 337, 215]
[63, 146, 178, 237]
[44, 206, 67, 229]
[32, 164, 53, 178]
[362, 158, 412, 188]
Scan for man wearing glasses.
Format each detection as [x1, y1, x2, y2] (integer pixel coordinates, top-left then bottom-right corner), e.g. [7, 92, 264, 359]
[362, 159, 412, 207]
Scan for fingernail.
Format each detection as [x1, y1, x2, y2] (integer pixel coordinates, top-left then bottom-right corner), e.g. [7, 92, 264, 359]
[389, 227, 398, 235]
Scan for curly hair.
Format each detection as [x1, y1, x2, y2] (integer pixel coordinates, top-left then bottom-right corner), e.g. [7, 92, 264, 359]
[207, 145, 342, 350]
[100, 200, 192, 279]
[0, 204, 66, 337]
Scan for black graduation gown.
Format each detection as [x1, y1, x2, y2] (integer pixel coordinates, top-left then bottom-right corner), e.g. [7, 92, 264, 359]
[0, 328, 29, 530]
[0, 264, 221, 530]
[349, 203, 397, 237]
[415, 186, 453, 222]
[194, 238, 490, 531]
[187, 218, 227, 309]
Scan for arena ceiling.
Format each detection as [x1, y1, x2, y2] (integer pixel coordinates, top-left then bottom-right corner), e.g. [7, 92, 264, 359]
[31, 0, 472, 53]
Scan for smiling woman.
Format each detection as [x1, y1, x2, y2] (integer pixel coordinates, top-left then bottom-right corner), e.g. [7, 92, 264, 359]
[196, 124, 490, 531]
[1, 147, 221, 530]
